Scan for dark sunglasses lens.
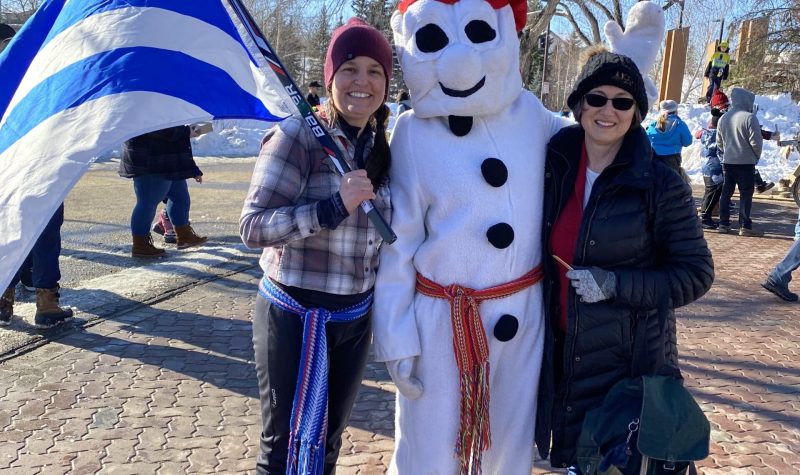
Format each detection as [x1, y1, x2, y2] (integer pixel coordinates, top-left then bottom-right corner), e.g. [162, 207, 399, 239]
[611, 98, 635, 110]
[584, 94, 607, 108]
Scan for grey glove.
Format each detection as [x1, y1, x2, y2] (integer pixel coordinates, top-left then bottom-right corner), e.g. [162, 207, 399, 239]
[566, 267, 616, 303]
[386, 357, 424, 400]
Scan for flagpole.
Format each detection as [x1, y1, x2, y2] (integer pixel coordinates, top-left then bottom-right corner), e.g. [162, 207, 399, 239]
[225, 0, 397, 244]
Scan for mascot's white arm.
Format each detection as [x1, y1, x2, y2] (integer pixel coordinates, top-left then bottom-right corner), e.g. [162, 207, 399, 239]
[604, 1, 665, 108]
[373, 113, 426, 399]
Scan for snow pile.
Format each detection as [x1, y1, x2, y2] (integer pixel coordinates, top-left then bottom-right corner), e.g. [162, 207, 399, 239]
[655, 93, 800, 184]
[102, 94, 798, 186]
[191, 119, 274, 157]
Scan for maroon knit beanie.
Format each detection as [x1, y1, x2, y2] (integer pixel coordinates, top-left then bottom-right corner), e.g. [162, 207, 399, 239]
[324, 18, 393, 98]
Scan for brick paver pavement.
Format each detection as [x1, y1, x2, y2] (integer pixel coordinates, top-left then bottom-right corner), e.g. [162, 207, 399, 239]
[1, 198, 799, 474]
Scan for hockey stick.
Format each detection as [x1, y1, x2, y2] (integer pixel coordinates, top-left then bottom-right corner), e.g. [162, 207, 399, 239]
[226, 0, 397, 244]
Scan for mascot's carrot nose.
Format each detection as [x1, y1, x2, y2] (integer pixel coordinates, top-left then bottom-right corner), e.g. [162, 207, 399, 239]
[435, 43, 482, 92]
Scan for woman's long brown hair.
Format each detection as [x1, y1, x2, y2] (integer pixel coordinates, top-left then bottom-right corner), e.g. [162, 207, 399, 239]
[326, 95, 392, 190]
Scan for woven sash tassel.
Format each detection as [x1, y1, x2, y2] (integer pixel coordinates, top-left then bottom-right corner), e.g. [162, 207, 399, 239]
[259, 277, 372, 475]
[416, 267, 544, 475]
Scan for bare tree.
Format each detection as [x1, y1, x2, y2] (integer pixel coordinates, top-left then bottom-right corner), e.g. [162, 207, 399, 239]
[554, 0, 628, 46]
[733, 0, 800, 94]
[3, 0, 41, 13]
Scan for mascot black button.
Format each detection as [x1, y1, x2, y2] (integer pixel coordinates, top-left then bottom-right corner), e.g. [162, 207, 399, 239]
[494, 314, 519, 342]
[487, 223, 514, 248]
[481, 158, 508, 187]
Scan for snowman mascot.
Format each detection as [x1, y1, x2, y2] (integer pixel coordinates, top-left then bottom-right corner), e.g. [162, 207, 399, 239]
[373, 0, 664, 473]
[372, 0, 565, 473]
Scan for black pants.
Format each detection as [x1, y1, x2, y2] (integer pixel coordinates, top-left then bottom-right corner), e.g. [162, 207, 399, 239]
[705, 73, 722, 102]
[252, 292, 372, 475]
[654, 153, 682, 175]
[700, 176, 723, 223]
[754, 169, 767, 188]
[720, 164, 756, 229]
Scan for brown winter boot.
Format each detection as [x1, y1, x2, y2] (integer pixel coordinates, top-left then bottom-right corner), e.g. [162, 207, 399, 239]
[0, 287, 14, 326]
[132, 234, 166, 258]
[174, 224, 208, 250]
[34, 287, 74, 328]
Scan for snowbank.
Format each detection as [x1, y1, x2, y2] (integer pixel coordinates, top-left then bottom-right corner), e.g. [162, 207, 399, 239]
[99, 94, 799, 186]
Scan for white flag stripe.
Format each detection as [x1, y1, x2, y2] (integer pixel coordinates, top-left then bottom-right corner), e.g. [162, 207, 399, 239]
[0, 92, 209, 292]
[2, 7, 270, 126]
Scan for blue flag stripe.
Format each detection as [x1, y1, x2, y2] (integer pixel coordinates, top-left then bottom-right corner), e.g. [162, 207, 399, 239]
[0, 46, 282, 155]
[45, 0, 245, 54]
[0, 0, 66, 118]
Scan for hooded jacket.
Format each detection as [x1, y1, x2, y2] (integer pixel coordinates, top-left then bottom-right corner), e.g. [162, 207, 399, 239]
[536, 124, 714, 468]
[717, 87, 763, 165]
[645, 114, 692, 155]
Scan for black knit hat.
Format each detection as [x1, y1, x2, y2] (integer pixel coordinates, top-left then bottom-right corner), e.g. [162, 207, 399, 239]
[567, 51, 648, 117]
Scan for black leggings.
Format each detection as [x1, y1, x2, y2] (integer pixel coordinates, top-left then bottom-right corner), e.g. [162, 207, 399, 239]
[700, 176, 723, 223]
[252, 293, 372, 475]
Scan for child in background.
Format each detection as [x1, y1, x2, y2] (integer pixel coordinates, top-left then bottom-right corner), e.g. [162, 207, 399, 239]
[696, 108, 724, 229]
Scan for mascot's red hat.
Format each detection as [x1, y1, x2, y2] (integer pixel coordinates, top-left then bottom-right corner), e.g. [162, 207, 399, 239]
[397, 0, 528, 32]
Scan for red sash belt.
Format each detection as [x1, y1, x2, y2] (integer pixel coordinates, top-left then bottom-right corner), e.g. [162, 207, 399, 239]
[415, 266, 544, 475]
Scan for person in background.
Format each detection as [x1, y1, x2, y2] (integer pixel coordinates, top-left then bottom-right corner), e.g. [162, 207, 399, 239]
[395, 90, 412, 115]
[710, 87, 729, 113]
[239, 18, 392, 475]
[151, 206, 177, 244]
[537, 48, 714, 471]
[645, 99, 692, 174]
[708, 89, 774, 194]
[0, 204, 74, 328]
[754, 125, 779, 194]
[762, 239, 800, 302]
[120, 125, 208, 257]
[306, 80, 322, 108]
[696, 108, 724, 230]
[717, 87, 764, 237]
[704, 40, 730, 103]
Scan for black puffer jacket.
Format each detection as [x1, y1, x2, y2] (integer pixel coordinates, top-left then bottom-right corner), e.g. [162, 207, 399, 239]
[535, 124, 714, 469]
[119, 126, 201, 179]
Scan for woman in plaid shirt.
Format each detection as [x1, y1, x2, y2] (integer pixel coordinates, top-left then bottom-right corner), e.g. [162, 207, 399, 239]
[240, 18, 392, 475]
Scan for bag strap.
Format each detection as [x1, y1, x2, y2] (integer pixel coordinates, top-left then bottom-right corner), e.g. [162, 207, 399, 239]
[630, 311, 652, 377]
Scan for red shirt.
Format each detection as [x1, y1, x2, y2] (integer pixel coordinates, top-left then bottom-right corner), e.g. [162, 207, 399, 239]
[550, 143, 588, 333]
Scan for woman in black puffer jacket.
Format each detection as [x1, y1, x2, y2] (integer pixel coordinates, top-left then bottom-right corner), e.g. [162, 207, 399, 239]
[535, 49, 714, 471]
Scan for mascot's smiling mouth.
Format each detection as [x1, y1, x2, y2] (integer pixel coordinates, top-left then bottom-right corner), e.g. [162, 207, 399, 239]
[440, 77, 486, 97]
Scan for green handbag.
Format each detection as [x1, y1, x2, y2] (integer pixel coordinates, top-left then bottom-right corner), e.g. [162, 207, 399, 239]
[575, 311, 710, 475]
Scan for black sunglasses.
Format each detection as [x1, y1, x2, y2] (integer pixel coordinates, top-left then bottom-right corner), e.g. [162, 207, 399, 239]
[584, 93, 636, 111]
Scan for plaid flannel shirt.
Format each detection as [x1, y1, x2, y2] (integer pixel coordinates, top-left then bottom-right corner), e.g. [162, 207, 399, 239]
[240, 115, 392, 295]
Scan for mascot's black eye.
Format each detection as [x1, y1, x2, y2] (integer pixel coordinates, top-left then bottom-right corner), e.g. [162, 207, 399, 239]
[416, 24, 449, 53]
[465, 20, 496, 43]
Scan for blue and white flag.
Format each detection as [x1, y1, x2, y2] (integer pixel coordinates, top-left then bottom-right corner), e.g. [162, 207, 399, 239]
[0, 0, 292, 293]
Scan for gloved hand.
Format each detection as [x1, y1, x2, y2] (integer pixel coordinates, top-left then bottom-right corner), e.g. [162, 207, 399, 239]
[566, 267, 616, 303]
[386, 357, 424, 400]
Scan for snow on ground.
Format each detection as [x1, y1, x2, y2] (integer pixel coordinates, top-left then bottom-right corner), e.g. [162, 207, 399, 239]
[103, 94, 800, 186]
[191, 119, 274, 157]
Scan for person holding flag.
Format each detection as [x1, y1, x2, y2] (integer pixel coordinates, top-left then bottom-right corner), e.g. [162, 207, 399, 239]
[239, 18, 392, 475]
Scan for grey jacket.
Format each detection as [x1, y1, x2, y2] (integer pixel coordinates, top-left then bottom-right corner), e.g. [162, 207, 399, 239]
[717, 87, 762, 165]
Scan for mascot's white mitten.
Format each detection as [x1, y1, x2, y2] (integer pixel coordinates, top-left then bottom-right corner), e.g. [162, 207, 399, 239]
[386, 357, 424, 400]
[604, 1, 665, 109]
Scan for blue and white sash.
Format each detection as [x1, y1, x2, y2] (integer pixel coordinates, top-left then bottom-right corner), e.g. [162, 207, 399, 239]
[258, 277, 372, 475]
